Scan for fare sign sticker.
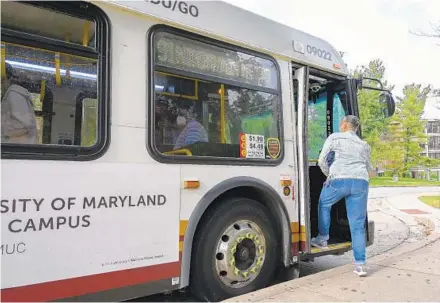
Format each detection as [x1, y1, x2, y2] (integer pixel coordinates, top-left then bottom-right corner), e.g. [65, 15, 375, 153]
[239, 133, 265, 159]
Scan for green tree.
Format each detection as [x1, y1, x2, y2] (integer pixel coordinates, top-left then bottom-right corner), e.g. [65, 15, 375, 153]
[420, 156, 440, 180]
[393, 84, 431, 176]
[354, 59, 395, 166]
[307, 99, 327, 160]
[379, 121, 405, 176]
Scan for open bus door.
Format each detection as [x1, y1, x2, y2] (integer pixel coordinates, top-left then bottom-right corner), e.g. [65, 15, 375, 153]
[293, 64, 395, 258]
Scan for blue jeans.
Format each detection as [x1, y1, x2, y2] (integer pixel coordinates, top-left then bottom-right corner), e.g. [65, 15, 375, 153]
[318, 178, 369, 265]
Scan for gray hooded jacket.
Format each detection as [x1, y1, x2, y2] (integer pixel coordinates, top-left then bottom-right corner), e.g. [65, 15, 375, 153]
[1, 84, 38, 144]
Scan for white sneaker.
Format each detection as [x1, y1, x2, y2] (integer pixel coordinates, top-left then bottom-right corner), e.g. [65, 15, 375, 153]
[354, 265, 367, 277]
[311, 237, 328, 249]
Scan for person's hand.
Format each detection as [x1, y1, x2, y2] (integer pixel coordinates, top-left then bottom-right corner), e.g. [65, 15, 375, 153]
[369, 171, 377, 178]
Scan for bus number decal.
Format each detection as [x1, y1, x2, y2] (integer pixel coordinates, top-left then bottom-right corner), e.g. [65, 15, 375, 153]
[148, 0, 199, 18]
[306, 45, 332, 61]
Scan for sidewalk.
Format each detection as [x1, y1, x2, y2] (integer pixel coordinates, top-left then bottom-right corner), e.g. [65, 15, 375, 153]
[386, 192, 440, 234]
[224, 192, 440, 302]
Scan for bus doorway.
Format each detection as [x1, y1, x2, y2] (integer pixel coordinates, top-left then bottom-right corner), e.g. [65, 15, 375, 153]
[306, 73, 353, 254]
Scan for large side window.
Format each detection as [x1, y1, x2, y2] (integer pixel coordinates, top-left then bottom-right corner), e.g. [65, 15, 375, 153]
[307, 77, 347, 160]
[150, 28, 282, 163]
[1, 2, 109, 159]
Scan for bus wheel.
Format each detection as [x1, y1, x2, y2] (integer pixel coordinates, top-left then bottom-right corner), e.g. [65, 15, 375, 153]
[190, 198, 278, 302]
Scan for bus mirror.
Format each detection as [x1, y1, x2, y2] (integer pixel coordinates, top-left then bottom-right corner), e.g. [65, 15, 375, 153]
[379, 91, 395, 118]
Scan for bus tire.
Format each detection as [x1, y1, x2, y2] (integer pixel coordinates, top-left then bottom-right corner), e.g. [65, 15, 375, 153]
[190, 197, 278, 302]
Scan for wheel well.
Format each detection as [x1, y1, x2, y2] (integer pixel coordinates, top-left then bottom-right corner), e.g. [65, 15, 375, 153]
[180, 177, 292, 289]
[193, 186, 284, 263]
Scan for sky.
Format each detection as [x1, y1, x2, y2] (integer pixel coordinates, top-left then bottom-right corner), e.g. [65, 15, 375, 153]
[223, 0, 440, 118]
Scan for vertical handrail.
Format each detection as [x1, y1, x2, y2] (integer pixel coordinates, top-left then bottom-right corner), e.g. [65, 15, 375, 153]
[220, 84, 226, 143]
[1, 42, 6, 80]
[54, 52, 61, 86]
[82, 21, 90, 47]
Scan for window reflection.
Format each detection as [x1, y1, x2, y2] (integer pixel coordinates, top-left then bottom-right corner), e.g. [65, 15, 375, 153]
[153, 72, 281, 159]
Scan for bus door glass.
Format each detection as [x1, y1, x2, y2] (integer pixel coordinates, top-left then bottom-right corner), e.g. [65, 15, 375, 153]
[307, 78, 349, 162]
[305, 75, 356, 254]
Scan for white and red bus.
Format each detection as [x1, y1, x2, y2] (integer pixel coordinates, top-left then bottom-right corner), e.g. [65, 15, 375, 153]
[1, 1, 394, 301]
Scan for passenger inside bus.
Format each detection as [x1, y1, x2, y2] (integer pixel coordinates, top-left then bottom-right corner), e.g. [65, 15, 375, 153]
[1, 63, 38, 144]
[1, 41, 99, 149]
[153, 71, 281, 159]
[173, 105, 208, 150]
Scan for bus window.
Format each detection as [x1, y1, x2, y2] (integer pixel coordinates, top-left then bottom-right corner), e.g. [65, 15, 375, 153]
[1, 1, 109, 159]
[151, 29, 282, 161]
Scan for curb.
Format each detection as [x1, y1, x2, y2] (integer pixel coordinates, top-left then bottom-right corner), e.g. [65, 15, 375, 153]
[223, 233, 440, 302]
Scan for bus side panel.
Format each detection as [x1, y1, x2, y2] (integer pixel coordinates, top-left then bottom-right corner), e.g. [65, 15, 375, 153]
[0, 160, 181, 301]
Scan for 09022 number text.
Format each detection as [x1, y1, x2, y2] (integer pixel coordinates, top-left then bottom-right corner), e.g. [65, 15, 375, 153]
[306, 45, 332, 61]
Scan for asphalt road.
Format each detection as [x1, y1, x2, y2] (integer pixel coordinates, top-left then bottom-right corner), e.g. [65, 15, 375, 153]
[136, 187, 436, 302]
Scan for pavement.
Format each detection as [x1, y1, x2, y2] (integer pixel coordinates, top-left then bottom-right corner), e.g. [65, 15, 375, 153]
[299, 197, 424, 276]
[386, 192, 440, 234]
[224, 190, 440, 302]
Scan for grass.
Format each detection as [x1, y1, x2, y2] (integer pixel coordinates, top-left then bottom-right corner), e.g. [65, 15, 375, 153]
[370, 177, 440, 187]
[418, 195, 440, 209]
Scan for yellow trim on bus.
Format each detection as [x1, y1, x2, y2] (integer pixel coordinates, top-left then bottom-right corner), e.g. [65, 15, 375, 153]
[164, 149, 192, 156]
[311, 242, 351, 254]
[179, 220, 188, 253]
[290, 222, 299, 233]
[180, 220, 188, 236]
[82, 20, 91, 47]
[291, 233, 299, 242]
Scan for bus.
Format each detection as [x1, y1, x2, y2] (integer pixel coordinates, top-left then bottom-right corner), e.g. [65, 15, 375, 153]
[0, 1, 395, 302]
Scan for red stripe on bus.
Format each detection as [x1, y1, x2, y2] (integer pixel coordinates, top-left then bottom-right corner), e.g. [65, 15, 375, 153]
[1, 261, 180, 302]
[291, 241, 299, 256]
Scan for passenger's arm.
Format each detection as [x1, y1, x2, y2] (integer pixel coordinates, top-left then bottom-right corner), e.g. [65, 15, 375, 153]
[365, 145, 376, 178]
[318, 135, 333, 176]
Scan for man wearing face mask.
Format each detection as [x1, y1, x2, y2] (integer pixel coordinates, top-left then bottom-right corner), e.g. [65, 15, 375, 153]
[174, 107, 208, 150]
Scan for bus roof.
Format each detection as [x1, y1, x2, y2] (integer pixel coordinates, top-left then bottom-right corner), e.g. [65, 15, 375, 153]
[101, 0, 349, 76]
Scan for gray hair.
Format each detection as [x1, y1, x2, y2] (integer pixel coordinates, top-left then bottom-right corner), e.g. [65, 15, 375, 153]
[343, 115, 360, 131]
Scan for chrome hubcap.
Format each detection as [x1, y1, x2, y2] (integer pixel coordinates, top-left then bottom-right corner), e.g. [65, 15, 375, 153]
[215, 220, 266, 288]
